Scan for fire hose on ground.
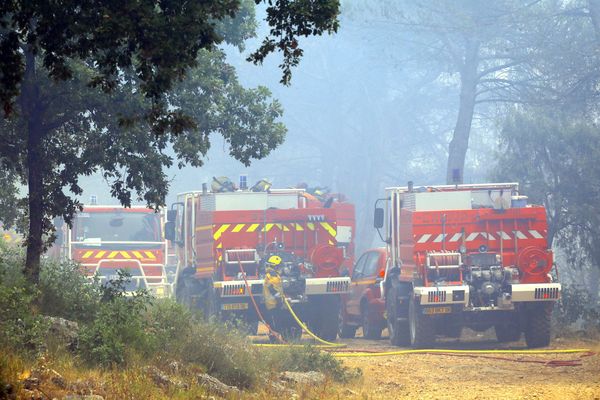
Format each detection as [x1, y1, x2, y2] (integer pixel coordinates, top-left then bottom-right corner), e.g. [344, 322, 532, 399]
[235, 258, 594, 366]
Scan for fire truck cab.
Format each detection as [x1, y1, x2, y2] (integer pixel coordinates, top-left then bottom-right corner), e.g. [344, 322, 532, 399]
[376, 182, 561, 348]
[165, 185, 354, 341]
[52, 205, 171, 297]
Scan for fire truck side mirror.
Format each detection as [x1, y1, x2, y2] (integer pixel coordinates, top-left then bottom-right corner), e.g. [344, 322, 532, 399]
[374, 207, 384, 229]
[164, 221, 175, 241]
[167, 209, 177, 222]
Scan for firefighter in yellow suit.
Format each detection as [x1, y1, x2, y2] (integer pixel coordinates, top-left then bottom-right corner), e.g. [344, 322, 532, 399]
[263, 255, 283, 310]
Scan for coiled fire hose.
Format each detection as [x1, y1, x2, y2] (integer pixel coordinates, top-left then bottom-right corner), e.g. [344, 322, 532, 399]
[236, 258, 594, 365]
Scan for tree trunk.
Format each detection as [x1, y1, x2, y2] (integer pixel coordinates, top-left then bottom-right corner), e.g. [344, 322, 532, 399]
[21, 49, 45, 284]
[446, 40, 480, 184]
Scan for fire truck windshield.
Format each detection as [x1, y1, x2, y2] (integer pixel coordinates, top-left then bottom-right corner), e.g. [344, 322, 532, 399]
[72, 211, 161, 243]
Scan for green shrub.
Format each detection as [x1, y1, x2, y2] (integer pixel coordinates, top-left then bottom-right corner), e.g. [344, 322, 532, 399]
[178, 320, 259, 388]
[38, 258, 101, 323]
[77, 272, 154, 367]
[262, 345, 361, 383]
[0, 244, 48, 354]
[554, 284, 600, 333]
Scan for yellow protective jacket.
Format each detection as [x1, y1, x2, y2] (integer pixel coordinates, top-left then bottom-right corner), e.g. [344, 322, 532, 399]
[263, 266, 283, 310]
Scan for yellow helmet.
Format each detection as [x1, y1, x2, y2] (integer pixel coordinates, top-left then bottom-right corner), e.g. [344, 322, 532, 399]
[267, 255, 282, 266]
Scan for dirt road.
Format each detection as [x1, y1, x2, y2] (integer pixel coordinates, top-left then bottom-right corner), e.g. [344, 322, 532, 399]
[334, 330, 600, 400]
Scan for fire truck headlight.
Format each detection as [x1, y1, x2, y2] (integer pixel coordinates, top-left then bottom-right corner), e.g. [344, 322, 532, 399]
[156, 286, 165, 297]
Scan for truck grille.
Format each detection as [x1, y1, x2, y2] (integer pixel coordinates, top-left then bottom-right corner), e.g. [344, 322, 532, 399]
[326, 281, 348, 293]
[534, 287, 559, 300]
[428, 290, 447, 303]
[223, 283, 246, 296]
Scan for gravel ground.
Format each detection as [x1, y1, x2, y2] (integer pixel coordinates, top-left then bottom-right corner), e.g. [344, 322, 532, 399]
[255, 325, 600, 399]
[337, 330, 600, 400]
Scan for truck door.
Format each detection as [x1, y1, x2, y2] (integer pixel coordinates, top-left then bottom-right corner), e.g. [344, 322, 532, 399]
[347, 252, 371, 317]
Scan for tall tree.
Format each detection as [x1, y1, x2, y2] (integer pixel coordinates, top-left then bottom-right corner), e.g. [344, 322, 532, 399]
[345, 0, 558, 183]
[0, 0, 340, 283]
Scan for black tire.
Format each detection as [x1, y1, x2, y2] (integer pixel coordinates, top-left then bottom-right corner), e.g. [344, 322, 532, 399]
[361, 304, 383, 340]
[524, 304, 552, 348]
[338, 307, 357, 339]
[386, 286, 410, 346]
[202, 286, 219, 322]
[443, 324, 463, 339]
[495, 323, 521, 343]
[311, 296, 339, 342]
[408, 294, 435, 348]
[175, 277, 198, 309]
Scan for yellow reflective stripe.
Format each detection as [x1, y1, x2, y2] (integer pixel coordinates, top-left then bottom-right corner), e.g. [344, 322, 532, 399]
[196, 267, 213, 273]
[307, 223, 315, 231]
[95, 250, 107, 259]
[328, 240, 335, 245]
[144, 251, 156, 259]
[247, 223, 260, 232]
[320, 222, 337, 237]
[108, 251, 118, 259]
[195, 225, 212, 232]
[82, 251, 94, 259]
[132, 251, 143, 259]
[265, 223, 274, 231]
[213, 224, 230, 240]
[232, 224, 245, 233]
[295, 223, 304, 231]
[283, 224, 290, 232]
[120, 251, 131, 259]
[217, 242, 223, 248]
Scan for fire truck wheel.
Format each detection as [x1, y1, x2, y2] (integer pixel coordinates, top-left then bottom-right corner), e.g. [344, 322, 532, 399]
[176, 278, 199, 310]
[312, 296, 340, 342]
[386, 286, 410, 346]
[494, 323, 521, 343]
[361, 304, 382, 340]
[338, 308, 357, 339]
[202, 287, 219, 322]
[408, 294, 435, 348]
[524, 304, 552, 348]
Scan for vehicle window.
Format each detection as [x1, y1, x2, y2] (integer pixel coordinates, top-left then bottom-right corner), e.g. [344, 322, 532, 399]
[72, 212, 161, 242]
[352, 253, 369, 279]
[363, 252, 381, 277]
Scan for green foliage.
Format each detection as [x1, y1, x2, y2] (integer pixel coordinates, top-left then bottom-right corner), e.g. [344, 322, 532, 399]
[0, 243, 47, 353]
[249, 0, 340, 84]
[494, 108, 600, 267]
[0, 245, 355, 389]
[78, 272, 154, 367]
[262, 345, 361, 383]
[38, 259, 101, 323]
[554, 284, 600, 333]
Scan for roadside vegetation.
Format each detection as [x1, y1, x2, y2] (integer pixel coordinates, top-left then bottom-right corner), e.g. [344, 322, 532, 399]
[0, 243, 359, 399]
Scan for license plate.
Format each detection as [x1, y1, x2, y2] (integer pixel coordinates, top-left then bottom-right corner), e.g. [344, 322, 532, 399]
[423, 306, 451, 315]
[221, 303, 249, 311]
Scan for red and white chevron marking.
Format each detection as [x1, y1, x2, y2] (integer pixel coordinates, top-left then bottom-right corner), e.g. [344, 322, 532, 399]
[415, 230, 545, 244]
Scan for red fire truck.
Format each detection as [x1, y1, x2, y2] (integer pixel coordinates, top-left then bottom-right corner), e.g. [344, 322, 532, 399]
[51, 205, 171, 297]
[375, 182, 561, 348]
[164, 185, 354, 340]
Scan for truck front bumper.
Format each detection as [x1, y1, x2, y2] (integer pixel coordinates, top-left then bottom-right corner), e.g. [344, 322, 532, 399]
[510, 283, 561, 302]
[214, 277, 351, 298]
[413, 285, 470, 306]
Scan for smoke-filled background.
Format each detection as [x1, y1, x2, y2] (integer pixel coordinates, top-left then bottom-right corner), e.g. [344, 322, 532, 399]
[74, 0, 600, 303]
